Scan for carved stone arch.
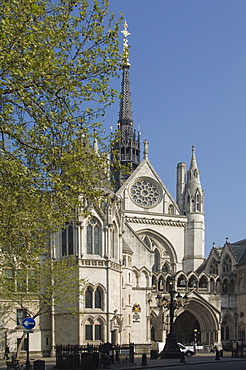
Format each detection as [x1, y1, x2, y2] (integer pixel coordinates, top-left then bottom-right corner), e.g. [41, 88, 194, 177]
[228, 277, 235, 293]
[111, 220, 119, 259]
[150, 310, 159, 342]
[85, 284, 94, 309]
[215, 277, 221, 293]
[94, 284, 106, 310]
[238, 322, 246, 341]
[132, 267, 139, 287]
[82, 314, 95, 325]
[175, 294, 220, 345]
[139, 267, 150, 288]
[222, 277, 229, 293]
[166, 274, 174, 291]
[157, 274, 165, 291]
[93, 314, 106, 324]
[137, 229, 178, 273]
[209, 257, 219, 275]
[187, 273, 198, 290]
[222, 253, 232, 273]
[86, 216, 103, 256]
[222, 312, 234, 341]
[193, 188, 201, 212]
[162, 261, 170, 274]
[152, 274, 158, 290]
[198, 274, 209, 291]
[186, 189, 191, 212]
[176, 272, 188, 289]
[210, 276, 216, 293]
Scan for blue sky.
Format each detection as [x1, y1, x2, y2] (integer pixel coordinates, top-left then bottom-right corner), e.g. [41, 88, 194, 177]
[104, 0, 246, 257]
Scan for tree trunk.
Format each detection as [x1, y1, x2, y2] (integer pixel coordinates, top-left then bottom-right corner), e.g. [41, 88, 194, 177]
[16, 332, 26, 360]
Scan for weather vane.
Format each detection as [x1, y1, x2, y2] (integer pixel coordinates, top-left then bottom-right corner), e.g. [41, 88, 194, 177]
[121, 20, 131, 66]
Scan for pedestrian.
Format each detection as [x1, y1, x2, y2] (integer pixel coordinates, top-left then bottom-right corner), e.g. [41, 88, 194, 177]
[4, 346, 10, 360]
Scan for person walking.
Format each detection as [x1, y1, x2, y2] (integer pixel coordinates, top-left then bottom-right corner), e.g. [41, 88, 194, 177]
[4, 345, 10, 360]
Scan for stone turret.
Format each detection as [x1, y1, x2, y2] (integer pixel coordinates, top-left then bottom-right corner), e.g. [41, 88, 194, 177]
[182, 146, 205, 272]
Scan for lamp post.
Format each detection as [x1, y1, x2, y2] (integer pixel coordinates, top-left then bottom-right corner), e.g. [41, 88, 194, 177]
[234, 312, 238, 340]
[156, 283, 188, 359]
[193, 329, 198, 354]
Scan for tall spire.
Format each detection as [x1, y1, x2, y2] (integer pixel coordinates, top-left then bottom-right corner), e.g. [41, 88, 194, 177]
[118, 20, 133, 127]
[112, 21, 140, 189]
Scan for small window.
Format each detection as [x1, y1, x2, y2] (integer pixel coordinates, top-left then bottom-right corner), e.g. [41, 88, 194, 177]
[85, 287, 93, 308]
[95, 288, 102, 309]
[85, 325, 93, 340]
[168, 204, 174, 215]
[223, 255, 232, 273]
[95, 325, 102, 340]
[62, 224, 74, 256]
[17, 309, 27, 326]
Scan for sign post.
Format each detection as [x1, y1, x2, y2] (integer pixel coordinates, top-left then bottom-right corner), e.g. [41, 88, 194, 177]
[22, 318, 36, 370]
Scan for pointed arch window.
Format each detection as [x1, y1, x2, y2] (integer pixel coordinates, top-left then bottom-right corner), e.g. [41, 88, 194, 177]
[95, 287, 102, 309]
[111, 222, 118, 259]
[221, 326, 224, 340]
[62, 224, 74, 256]
[222, 279, 228, 293]
[226, 326, 230, 340]
[87, 218, 101, 255]
[143, 235, 151, 249]
[95, 319, 103, 340]
[209, 258, 218, 275]
[162, 262, 169, 274]
[85, 319, 93, 340]
[151, 326, 155, 341]
[239, 326, 245, 341]
[195, 190, 201, 211]
[168, 204, 174, 215]
[222, 255, 232, 273]
[152, 249, 160, 272]
[85, 287, 93, 308]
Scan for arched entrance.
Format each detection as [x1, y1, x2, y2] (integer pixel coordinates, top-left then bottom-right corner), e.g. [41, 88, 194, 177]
[175, 311, 201, 344]
[173, 293, 220, 346]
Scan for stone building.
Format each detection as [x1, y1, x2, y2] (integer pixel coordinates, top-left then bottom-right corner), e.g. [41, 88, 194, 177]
[1, 22, 245, 357]
[52, 22, 223, 351]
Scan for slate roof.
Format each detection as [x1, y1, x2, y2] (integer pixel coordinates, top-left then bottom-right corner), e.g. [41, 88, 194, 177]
[230, 239, 246, 265]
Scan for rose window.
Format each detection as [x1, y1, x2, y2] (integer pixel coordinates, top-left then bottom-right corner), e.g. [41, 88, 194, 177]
[130, 179, 160, 208]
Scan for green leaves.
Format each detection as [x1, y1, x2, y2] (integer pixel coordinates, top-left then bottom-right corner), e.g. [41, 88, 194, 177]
[0, 0, 122, 319]
[0, 0, 122, 240]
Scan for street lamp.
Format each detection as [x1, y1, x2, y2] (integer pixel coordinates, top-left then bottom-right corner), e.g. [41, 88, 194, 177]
[234, 312, 238, 340]
[156, 282, 188, 359]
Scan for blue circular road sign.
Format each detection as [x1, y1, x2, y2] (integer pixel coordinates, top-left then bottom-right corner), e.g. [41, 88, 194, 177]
[22, 317, 36, 330]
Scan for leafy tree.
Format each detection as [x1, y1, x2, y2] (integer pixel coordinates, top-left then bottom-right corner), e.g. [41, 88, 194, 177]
[0, 0, 122, 354]
[0, 0, 122, 244]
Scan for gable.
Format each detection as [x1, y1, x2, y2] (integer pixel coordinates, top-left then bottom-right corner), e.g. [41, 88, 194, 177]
[116, 158, 181, 216]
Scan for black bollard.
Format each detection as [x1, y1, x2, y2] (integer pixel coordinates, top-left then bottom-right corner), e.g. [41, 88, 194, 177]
[180, 352, 186, 363]
[141, 353, 147, 366]
[215, 349, 220, 360]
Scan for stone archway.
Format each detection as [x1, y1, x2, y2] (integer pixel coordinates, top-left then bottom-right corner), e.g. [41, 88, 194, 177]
[174, 311, 200, 344]
[173, 293, 220, 346]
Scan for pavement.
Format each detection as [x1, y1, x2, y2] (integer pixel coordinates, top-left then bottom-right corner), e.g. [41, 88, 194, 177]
[0, 352, 246, 370]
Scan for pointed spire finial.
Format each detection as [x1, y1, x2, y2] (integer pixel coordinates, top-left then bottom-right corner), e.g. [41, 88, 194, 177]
[121, 20, 131, 66]
[144, 139, 149, 160]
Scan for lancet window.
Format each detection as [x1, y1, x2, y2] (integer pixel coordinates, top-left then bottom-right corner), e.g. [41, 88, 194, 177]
[86, 218, 101, 255]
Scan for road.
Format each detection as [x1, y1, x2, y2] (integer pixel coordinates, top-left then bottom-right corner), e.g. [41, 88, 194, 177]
[144, 360, 246, 370]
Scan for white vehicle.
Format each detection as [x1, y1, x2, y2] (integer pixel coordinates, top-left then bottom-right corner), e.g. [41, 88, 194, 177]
[177, 343, 195, 357]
